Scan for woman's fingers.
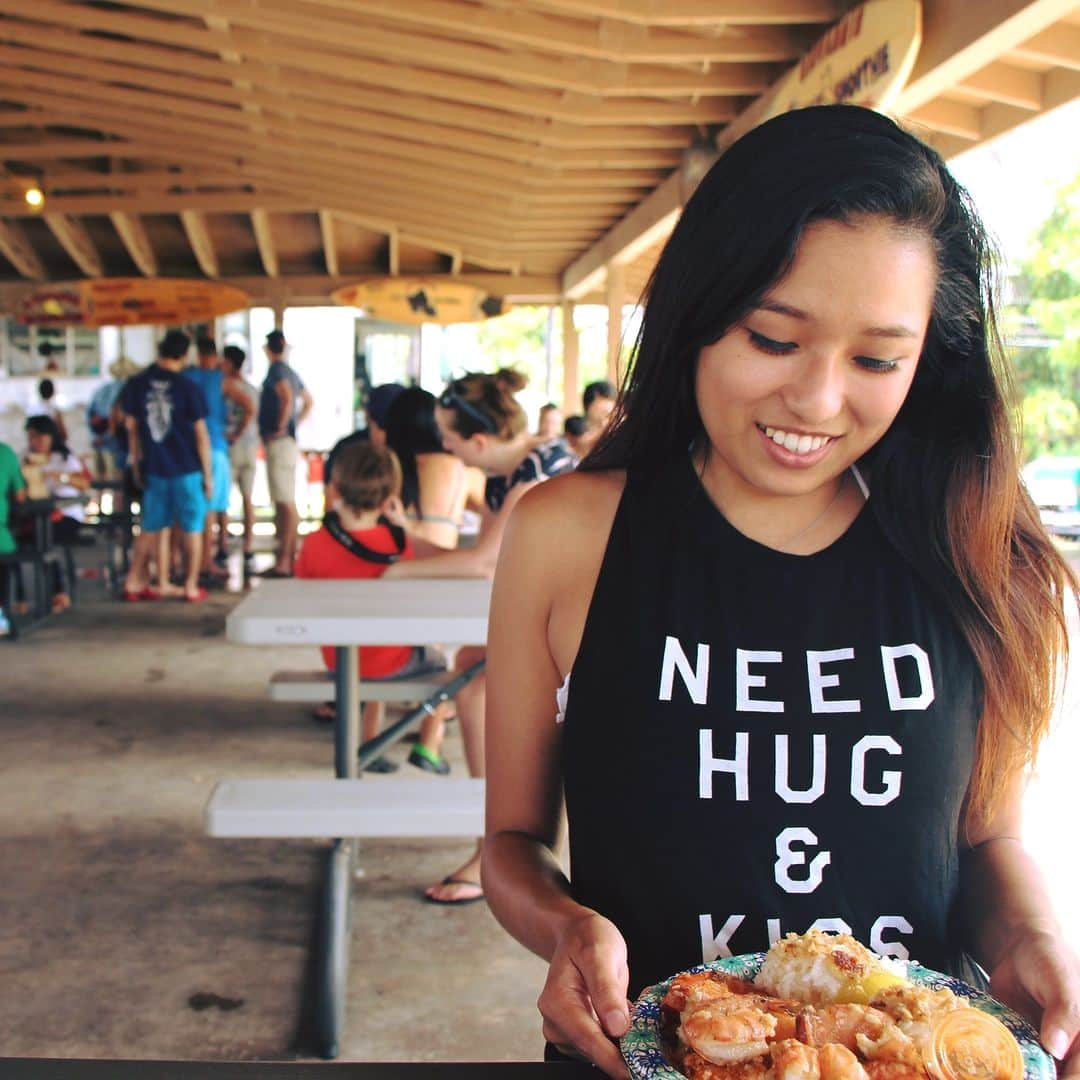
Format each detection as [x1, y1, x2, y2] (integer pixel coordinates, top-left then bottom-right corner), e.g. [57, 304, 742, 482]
[538, 913, 632, 1078]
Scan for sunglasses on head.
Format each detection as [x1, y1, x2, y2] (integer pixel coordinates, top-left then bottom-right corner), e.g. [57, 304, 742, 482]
[438, 385, 497, 435]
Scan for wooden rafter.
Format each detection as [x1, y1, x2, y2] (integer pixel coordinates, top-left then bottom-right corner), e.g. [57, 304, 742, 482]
[180, 211, 219, 278]
[109, 212, 158, 277]
[251, 210, 279, 278]
[0, 219, 45, 279]
[318, 211, 339, 278]
[43, 213, 103, 277]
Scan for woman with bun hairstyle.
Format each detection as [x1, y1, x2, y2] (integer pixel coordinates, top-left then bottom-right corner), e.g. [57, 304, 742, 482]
[480, 105, 1079, 1077]
[385, 368, 575, 904]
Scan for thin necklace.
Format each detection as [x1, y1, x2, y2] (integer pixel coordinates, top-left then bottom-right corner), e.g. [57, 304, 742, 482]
[776, 471, 848, 553]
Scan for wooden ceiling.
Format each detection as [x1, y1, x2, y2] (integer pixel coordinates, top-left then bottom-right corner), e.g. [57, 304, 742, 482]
[0, 0, 1078, 311]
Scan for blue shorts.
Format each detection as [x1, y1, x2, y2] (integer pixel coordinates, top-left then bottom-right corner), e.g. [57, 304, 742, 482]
[142, 472, 207, 534]
[208, 449, 231, 513]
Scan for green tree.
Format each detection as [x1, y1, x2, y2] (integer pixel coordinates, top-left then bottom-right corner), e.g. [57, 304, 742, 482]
[1011, 174, 1080, 459]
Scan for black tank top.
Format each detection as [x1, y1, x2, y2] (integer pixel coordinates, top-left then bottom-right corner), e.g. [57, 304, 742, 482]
[561, 458, 981, 996]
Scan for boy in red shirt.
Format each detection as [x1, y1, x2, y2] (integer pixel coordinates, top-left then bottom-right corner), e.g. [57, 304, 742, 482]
[295, 440, 447, 772]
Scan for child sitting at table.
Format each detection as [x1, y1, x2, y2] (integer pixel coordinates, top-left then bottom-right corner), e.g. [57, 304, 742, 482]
[294, 440, 446, 773]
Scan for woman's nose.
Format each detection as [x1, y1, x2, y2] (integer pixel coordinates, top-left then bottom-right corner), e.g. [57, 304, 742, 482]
[780, 353, 845, 423]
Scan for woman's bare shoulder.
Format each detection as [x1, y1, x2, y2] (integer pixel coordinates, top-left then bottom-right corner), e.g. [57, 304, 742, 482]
[514, 468, 626, 529]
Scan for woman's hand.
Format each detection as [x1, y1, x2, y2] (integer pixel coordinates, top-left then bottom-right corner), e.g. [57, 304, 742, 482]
[988, 928, 1080, 1079]
[538, 911, 631, 1078]
[381, 495, 409, 530]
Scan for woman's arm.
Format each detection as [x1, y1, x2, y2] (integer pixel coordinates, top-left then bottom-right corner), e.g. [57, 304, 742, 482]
[384, 479, 532, 579]
[957, 774, 1080, 1076]
[485, 473, 631, 1077]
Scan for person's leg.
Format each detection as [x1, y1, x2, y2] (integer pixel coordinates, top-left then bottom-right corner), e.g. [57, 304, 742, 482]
[424, 647, 486, 904]
[176, 473, 209, 599]
[155, 530, 181, 595]
[125, 475, 168, 596]
[123, 529, 158, 595]
[276, 500, 299, 572]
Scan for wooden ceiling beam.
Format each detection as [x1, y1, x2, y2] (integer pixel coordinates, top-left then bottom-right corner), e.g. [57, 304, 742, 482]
[895, 0, 1080, 113]
[519, 0, 843, 24]
[0, 85, 662, 213]
[0, 0, 736, 126]
[0, 218, 46, 279]
[1009, 22, 1080, 70]
[387, 231, 400, 277]
[109, 212, 158, 277]
[43, 213, 103, 277]
[0, 70, 668, 193]
[120, 0, 775, 98]
[905, 98, 984, 141]
[0, 15, 700, 156]
[318, 211, 339, 278]
[951, 62, 1043, 110]
[248, 0, 810, 63]
[180, 211, 219, 278]
[250, 210, 279, 278]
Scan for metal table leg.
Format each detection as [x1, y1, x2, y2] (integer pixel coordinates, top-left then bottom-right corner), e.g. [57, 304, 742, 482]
[317, 837, 356, 1059]
[317, 644, 362, 1058]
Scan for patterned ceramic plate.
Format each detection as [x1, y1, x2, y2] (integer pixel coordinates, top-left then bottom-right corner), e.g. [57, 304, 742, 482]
[621, 953, 1056, 1080]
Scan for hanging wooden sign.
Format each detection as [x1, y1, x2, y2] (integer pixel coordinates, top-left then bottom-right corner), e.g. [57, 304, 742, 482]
[17, 278, 251, 327]
[333, 277, 510, 325]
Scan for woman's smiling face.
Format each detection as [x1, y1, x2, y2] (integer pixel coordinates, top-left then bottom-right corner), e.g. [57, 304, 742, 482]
[694, 215, 936, 499]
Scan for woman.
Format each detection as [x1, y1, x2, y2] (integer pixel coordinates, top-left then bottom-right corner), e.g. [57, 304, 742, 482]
[384, 369, 576, 904]
[481, 105, 1080, 1078]
[22, 414, 90, 611]
[384, 386, 478, 551]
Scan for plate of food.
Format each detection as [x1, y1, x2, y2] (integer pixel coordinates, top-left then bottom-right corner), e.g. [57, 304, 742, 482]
[621, 930, 1055, 1080]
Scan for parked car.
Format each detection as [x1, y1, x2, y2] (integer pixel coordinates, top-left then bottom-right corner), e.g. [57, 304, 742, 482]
[1022, 455, 1080, 539]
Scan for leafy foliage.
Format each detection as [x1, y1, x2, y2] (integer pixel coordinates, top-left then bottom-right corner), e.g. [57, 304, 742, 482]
[1011, 175, 1080, 460]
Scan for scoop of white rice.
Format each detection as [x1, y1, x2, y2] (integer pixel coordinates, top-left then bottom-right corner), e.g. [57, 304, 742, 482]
[754, 930, 907, 1004]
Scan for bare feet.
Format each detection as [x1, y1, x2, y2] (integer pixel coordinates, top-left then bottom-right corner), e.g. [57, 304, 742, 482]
[424, 849, 484, 905]
[50, 592, 71, 613]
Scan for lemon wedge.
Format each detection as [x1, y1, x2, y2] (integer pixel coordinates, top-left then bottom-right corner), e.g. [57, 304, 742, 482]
[835, 970, 908, 1005]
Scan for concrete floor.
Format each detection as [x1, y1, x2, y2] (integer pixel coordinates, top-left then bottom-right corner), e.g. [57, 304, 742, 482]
[0, 555, 549, 1063]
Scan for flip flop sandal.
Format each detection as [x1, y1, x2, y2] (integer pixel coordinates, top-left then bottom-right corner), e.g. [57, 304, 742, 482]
[423, 875, 484, 906]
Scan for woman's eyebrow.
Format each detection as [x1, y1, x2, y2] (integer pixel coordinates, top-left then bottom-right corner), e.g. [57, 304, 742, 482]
[755, 298, 919, 339]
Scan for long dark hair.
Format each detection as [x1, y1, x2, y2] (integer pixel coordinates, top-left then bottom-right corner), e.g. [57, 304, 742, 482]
[384, 386, 449, 512]
[586, 104, 1076, 829]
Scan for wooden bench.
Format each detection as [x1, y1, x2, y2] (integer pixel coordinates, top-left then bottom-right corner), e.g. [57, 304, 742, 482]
[268, 668, 457, 704]
[204, 776, 485, 838]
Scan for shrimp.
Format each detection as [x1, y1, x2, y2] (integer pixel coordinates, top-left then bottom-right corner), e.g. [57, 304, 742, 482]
[680, 994, 779, 1063]
[863, 1062, 928, 1080]
[665, 971, 762, 1012]
[675, 977, 804, 1064]
[773, 1037, 823, 1080]
[771, 1039, 874, 1080]
[797, 1004, 896, 1051]
[870, 985, 965, 1026]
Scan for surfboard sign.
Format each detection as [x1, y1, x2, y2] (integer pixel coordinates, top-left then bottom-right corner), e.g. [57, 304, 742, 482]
[333, 277, 510, 325]
[17, 278, 251, 327]
[716, 0, 922, 152]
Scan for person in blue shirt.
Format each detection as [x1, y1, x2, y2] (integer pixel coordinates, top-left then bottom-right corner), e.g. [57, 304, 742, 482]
[184, 336, 253, 584]
[120, 329, 212, 603]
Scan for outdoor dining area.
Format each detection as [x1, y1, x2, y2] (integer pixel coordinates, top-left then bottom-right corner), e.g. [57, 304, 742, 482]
[3, 1, 1080, 1078]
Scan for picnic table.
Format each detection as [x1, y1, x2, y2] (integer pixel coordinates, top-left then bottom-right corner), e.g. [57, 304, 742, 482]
[0, 1059, 594, 1079]
[222, 577, 492, 1058]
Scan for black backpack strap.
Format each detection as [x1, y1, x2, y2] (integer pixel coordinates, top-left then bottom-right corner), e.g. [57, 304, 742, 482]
[322, 510, 406, 565]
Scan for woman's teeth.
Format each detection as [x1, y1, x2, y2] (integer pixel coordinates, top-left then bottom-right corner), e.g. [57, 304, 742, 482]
[762, 426, 830, 454]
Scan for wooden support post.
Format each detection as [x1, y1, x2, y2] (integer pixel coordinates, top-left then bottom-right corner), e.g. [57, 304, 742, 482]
[561, 300, 579, 418]
[605, 261, 625, 386]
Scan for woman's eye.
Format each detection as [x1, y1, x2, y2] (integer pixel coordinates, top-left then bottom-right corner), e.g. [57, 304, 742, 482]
[748, 330, 796, 355]
[855, 355, 901, 373]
